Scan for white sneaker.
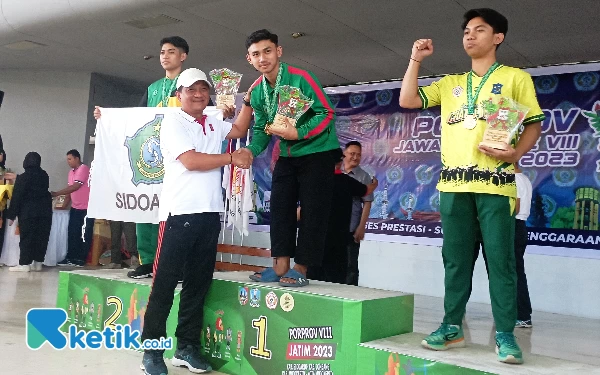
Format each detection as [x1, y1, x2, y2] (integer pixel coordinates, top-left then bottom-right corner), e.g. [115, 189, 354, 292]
[31, 261, 43, 272]
[9, 265, 30, 272]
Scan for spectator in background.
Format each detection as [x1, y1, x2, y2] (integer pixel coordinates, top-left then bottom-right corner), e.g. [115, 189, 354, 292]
[0, 141, 7, 258]
[307, 148, 377, 284]
[53, 149, 93, 267]
[343, 141, 375, 286]
[513, 164, 533, 328]
[5, 152, 52, 272]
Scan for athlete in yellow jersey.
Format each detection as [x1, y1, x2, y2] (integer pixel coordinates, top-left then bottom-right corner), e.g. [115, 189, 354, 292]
[400, 8, 543, 365]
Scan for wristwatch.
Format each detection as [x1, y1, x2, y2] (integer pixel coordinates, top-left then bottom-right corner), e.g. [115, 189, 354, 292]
[242, 96, 251, 107]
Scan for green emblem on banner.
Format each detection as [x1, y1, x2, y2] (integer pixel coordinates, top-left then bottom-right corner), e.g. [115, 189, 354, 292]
[125, 114, 165, 186]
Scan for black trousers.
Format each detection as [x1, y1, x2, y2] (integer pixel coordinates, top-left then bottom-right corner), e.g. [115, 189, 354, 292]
[110, 221, 137, 263]
[19, 216, 52, 265]
[472, 219, 532, 321]
[270, 150, 335, 266]
[514, 219, 532, 321]
[141, 212, 220, 351]
[0, 209, 6, 258]
[66, 208, 94, 265]
[346, 232, 360, 286]
[307, 231, 348, 284]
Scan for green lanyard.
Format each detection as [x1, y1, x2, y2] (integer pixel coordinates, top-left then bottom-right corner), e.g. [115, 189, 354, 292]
[161, 75, 179, 107]
[262, 63, 283, 124]
[466, 62, 500, 115]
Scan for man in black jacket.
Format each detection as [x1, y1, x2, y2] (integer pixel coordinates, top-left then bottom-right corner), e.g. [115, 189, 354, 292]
[307, 148, 377, 284]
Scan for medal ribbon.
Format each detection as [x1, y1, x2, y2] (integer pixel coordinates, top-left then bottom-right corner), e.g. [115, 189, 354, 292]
[161, 75, 179, 107]
[466, 62, 500, 115]
[262, 63, 283, 124]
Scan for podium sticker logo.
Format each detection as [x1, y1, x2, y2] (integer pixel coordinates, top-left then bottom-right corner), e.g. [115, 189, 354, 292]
[280, 293, 295, 312]
[238, 287, 249, 306]
[265, 291, 278, 310]
[250, 288, 261, 308]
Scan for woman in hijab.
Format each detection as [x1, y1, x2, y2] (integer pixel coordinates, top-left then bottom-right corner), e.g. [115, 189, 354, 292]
[5, 152, 53, 271]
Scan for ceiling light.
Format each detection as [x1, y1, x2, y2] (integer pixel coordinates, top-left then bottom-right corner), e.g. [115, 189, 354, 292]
[291, 32, 306, 39]
[3, 41, 47, 50]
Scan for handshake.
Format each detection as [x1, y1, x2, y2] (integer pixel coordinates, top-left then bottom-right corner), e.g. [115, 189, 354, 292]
[231, 148, 254, 169]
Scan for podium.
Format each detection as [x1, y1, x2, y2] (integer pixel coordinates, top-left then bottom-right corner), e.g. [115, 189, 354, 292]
[55, 270, 597, 374]
[56, 270, 413, 375]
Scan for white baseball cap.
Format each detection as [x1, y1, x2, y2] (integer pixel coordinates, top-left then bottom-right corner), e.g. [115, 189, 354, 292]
[176, 68, 212, 89]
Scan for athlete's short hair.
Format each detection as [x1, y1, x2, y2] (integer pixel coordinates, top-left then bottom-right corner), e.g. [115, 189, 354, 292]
[462, 8, 508, 49]
[160, 36, 189, 54]
[246, 29, 278, 50]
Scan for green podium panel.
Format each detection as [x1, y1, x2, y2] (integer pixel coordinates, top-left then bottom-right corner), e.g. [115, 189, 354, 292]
[357, 343, 495, 374]
[358, 332, 600, 375]
[198, 272, 413, 375]
[56, 270, 414, 375]
[56, 270, 181, 358]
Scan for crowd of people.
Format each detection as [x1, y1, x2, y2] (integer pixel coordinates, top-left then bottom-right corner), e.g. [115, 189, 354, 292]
[1, 6, 544, 374]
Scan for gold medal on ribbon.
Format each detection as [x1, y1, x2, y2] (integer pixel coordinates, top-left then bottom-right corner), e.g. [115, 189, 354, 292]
[463, 115, 478, 130]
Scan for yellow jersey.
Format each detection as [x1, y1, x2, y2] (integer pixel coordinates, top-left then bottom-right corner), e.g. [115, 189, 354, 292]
[418, 65, 545, 197]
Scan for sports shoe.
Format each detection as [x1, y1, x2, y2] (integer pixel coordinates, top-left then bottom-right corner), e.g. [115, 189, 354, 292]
[172, 345, 212, 373]
[9, 265, 30, 272]
[57, 259, 72, 266]
[130, 255, 140, 269]
[30, 261, 43, 272]
[141, 350, 168, 375]
[421, 323, 466, 351]
[127, 263, 153, 279]
[515, 319, 532, 328]
[495, 331, 523, 364]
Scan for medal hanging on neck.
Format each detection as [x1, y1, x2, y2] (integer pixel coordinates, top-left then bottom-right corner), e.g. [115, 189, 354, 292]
[161, 75, 179, 107]
[263, 63, 283, 126]
[464, 62, 499, 129]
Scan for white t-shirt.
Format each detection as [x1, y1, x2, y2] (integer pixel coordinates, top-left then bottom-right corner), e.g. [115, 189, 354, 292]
[159, 109, 233, 221]
[515, 172, 533, 221]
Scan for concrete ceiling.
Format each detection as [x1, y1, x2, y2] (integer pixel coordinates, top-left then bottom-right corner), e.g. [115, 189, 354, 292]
[1, 0, 599, 89]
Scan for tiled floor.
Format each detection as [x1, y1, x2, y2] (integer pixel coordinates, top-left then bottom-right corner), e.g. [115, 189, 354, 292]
[1, 266, 598, 374]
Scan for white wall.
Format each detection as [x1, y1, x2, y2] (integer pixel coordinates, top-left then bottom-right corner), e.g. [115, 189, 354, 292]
[0, 70, 91, 190]
[237, 230, 600, 319]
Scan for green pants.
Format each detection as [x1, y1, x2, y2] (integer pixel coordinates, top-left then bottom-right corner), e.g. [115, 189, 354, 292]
[440, 192, 516, 332]
[136, 223, 159, 265]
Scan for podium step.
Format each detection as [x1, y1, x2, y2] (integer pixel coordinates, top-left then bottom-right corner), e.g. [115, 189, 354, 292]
[358, 332, 600, 375]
